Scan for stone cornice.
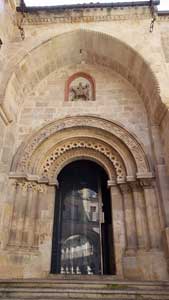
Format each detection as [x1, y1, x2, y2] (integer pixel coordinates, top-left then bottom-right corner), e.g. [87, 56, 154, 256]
[158, 15, 169, 22]
[20, 7, 152, 25]
[9, 172, 59, 186]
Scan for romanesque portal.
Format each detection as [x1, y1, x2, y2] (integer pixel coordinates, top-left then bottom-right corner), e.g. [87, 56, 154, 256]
[1, 4, 169, 281]
[6, 115, 167, 280]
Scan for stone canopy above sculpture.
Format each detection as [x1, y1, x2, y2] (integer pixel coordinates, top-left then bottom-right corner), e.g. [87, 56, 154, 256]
[65, 72, 96, 101]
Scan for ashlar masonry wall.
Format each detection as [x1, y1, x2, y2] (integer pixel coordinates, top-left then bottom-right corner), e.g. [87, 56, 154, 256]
[17, 64, 151, 154]
[0, 2, 169, 280]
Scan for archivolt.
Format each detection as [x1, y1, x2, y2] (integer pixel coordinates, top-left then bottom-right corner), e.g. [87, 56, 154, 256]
[49, 148, 116, 181]
[39, 138, 125, 181]
[10, 116, 151, 182]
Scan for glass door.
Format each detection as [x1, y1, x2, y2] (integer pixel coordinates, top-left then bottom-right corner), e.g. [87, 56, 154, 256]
[51, 160, 115, 275]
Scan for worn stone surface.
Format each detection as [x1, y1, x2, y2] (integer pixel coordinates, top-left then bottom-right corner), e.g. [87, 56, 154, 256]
[0, 2, 169, 281]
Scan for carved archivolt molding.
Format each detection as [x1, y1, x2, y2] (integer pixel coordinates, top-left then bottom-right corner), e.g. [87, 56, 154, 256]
[45, 148, 117, 181]
[40, 139, 125, 180]
[11, 116, 150, 176]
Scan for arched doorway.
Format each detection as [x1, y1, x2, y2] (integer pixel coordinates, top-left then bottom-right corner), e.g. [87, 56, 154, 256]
[51, 160, 115, 275]
[9, 116, 164, 280]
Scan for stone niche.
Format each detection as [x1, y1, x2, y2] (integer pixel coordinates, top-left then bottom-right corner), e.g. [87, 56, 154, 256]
[65, 72, 96, 102]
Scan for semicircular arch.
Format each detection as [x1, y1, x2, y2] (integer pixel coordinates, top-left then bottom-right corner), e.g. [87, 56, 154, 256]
[2, 29, 164, 124]
[51, 148, 116, 181]
[10, 115, 152, 183]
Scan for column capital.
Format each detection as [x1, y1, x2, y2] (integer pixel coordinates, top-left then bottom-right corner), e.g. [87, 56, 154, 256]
[13, 180, 47, 193]
[129, 181, 141, 192]
[119, 183, 131, 194]
[107, 179, 117, 187]
[48, 179, 59, 187]
[139, 178, 154, 189]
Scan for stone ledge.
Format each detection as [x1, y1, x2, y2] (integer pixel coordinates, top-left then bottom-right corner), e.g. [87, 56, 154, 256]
[18, 7, 153, 25]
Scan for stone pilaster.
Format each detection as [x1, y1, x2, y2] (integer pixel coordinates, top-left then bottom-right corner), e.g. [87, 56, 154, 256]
[108, 180, 125, 278]
[8, 180, 47, 249]
[129, 181, 150, 250]
[21, 184, 33, 247]
[21, 182, 47, 248]
[8, 181, 19, 246]
[26, 187, 39, 248]
[150, 124, 169, 228]
[8, 181, 28, 247]
[140, 178, 161, 249]
[119, 183, 137, 253]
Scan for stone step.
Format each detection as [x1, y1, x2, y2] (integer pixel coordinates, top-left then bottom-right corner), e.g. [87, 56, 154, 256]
[1, 284, 169, 291]
[1, 279, 169, 290]
[1, 288, 169, 299]
[0, 298, 169, 300]
[0, 279, 169, 300]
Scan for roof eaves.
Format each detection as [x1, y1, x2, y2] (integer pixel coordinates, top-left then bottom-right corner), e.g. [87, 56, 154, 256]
[158, 10, 169, 16]
[16, 1, 160, 13]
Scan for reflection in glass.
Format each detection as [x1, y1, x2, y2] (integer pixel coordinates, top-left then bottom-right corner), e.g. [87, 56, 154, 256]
[51, 160, 115, 275]
[60, 182, 101, 275]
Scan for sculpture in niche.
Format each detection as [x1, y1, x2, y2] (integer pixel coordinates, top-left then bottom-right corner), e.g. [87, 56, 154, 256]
[70, 82, 90, 101]
[65, 72, 95, 102]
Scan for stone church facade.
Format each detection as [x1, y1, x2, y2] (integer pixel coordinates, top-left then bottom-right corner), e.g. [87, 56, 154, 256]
[0, 0, 169, 281]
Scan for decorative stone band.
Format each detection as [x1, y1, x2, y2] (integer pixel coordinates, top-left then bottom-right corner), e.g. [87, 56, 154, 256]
[41, 139, 125, 181]
[9, 177, 58, 195]
[12, 116, 150, 175]
[12, 180, 47, 193]
[107, 175, 154, 188]
[21, 8, 152, 25]
[9, 173, 59, 187]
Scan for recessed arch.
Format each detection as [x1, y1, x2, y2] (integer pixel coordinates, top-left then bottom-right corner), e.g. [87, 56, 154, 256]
[48, 148, 117, 181]
[10, 115, 152, 183]
[65, 71, 96, 101]
[1, 29, 165, 124]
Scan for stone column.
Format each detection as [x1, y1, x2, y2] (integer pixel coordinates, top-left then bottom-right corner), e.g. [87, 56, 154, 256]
[33, 187, 42, 249]
[140, 178, 161, 249]
[108, 180, 126, 278]
[120, 183, 137, 253]
[7, 180, 18, 246]
[19, 182, 47, 249]
[39, 184, 56, 276]
[7, 181, 17, 246]
[16, 183, 29, 247]
[21, 183, 34, 247]
[8, 181, 28, 247]
[26, 184, 39, 248]
[130, 181, 150, 250]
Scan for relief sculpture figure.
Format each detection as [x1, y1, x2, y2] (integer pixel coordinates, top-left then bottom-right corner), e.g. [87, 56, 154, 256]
[70, 82, 90, 101]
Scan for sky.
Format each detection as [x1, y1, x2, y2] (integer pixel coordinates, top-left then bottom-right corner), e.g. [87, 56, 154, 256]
[24, 0, 169, 11]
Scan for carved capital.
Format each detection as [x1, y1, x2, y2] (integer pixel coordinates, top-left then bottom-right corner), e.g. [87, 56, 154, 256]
[129, 181, 141, 192]
[14, 180, 47, 193]
[119, 183, 131, 195]
[107, 179, 117, 187]
[139, 178, 154, 189]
